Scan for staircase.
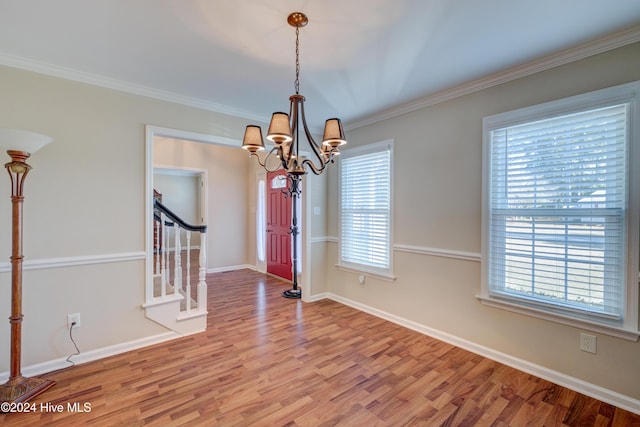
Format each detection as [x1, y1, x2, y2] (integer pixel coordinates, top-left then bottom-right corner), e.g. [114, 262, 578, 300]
[144, 199, 208, 335]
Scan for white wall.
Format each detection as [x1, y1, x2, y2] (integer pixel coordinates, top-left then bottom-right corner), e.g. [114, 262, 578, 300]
[0, 65, 251, 372]
[323, 42, 640, 402]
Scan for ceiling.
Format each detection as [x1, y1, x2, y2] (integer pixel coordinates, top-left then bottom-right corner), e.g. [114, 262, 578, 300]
[1, 0, 639, 131]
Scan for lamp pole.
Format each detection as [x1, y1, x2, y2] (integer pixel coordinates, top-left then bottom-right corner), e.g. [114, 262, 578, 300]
[0, 131, 54, 404]
[7, 151, 29, 389]
[282, 174, 302, 299]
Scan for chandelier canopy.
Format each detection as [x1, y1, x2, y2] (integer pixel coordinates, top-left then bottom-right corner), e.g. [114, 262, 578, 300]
[241, 11, 347, 175]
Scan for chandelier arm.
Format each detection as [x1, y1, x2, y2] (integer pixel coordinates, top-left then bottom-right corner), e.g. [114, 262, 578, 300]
[303, 139, 327, 170]
[274, 145, 288, 170]
[300, 145, 341, 175]
[289, 97, 296, 132]
[300, 158, 326, 175]
[250, 152, 267, 168]
[252, 147, 286, 173]
[297, 97, 328, 168]
[289, 97, 299, 156]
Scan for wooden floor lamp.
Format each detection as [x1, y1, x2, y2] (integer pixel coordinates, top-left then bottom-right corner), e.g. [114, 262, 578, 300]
[0, 129, 55, 403]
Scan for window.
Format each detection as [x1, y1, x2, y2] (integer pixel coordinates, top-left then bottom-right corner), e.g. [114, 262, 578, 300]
[482, 82, 639, 338]
[339, 140, 393, 277]
[256, 178, 266, 263]
[271, 174, 287, 189]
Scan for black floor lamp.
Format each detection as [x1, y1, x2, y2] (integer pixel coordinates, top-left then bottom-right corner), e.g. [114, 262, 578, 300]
[0, 129, 55, 403]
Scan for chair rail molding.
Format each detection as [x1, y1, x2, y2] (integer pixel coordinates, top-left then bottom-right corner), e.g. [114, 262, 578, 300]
[0, 251, 146, 273]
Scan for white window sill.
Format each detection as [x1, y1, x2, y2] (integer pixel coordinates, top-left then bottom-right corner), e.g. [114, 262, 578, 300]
[477, 294, 640, 341]
[336, 263, 396, 283]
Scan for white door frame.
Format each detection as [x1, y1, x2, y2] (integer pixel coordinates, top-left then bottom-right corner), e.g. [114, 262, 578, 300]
[144, 125, 238, 303]
[145, 124, 313, 302]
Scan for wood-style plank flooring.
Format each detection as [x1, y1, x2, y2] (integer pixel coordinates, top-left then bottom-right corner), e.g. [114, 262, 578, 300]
[1, 269, 639, 426]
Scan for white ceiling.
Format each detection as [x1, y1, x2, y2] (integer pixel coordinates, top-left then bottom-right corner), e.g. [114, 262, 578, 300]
[1, 0, 639, 131]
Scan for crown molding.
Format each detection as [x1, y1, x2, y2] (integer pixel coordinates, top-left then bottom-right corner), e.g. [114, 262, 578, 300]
[345, 25, 640, 131]
[1, 25, 638, 132]
[0, 51, 269, 123]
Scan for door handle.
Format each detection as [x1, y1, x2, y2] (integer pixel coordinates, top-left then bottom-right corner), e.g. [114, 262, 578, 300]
[266, 229, 273, 232]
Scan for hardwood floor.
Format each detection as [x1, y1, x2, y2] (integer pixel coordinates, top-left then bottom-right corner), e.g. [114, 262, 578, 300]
[1, 269, 639, 426]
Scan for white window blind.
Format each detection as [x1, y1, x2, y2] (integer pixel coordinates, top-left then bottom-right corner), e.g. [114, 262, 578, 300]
[487, 104, 628, 318]
[340, 143, 392, 271]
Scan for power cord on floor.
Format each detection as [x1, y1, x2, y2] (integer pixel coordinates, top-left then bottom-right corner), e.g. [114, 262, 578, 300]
[66, 321, 81, 366]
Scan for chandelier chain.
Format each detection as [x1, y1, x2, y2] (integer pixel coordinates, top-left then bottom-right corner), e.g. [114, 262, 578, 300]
[295, 25, 300, 94]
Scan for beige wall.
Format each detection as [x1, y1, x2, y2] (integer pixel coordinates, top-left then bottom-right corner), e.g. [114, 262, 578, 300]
[1, 38, 638, 406]
[307, 172, 329, 296]
[153, 172, 200, 226]
[323, 42, 640, 400]
[153, 171, 202, 247]
[153, 137, 250, 269]
[0, 65, 251, 371]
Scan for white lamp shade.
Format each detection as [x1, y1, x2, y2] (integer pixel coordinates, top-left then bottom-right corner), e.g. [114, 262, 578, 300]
[0, 129, 53, 154]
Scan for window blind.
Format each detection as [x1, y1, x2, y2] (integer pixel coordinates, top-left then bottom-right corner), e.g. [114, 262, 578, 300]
[488, 104, 628, 317]
[340, 146, 391, 270]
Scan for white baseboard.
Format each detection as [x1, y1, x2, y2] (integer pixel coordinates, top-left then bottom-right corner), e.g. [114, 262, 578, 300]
[327, 293, 640, 415]
[0, 332, 180, 383]
[207, 264, 255, 273]
[305, 292, 329, 303]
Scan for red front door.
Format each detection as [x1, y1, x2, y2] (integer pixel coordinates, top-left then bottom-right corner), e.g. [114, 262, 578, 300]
[267, 170, 292, 281]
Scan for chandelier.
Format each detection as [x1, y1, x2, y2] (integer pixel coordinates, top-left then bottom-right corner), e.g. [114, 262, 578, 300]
[241, 11, 347, 173]
[241, 11, 347, 299]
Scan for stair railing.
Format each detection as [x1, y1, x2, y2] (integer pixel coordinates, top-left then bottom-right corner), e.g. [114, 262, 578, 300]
[153, 200, 208, 313]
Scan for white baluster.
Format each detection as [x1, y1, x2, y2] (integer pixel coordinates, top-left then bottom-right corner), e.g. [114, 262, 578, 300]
[160, 214, 168, 297]
[174, 225, 182, 296]
[154, 219, 161, 276]
[197, 231, 207, 312]
[166, 224, 172, 293]
[185, 231, 191, 311]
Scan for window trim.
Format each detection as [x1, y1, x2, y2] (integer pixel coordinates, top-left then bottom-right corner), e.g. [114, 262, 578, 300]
[480, 81, 640, 340]
[338, 139, 395, 279]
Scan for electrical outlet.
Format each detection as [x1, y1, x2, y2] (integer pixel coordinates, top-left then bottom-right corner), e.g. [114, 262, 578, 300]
[67, 313, 81, 329]
[579, 332, 596, 354]
[358, 275, 365, 286]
